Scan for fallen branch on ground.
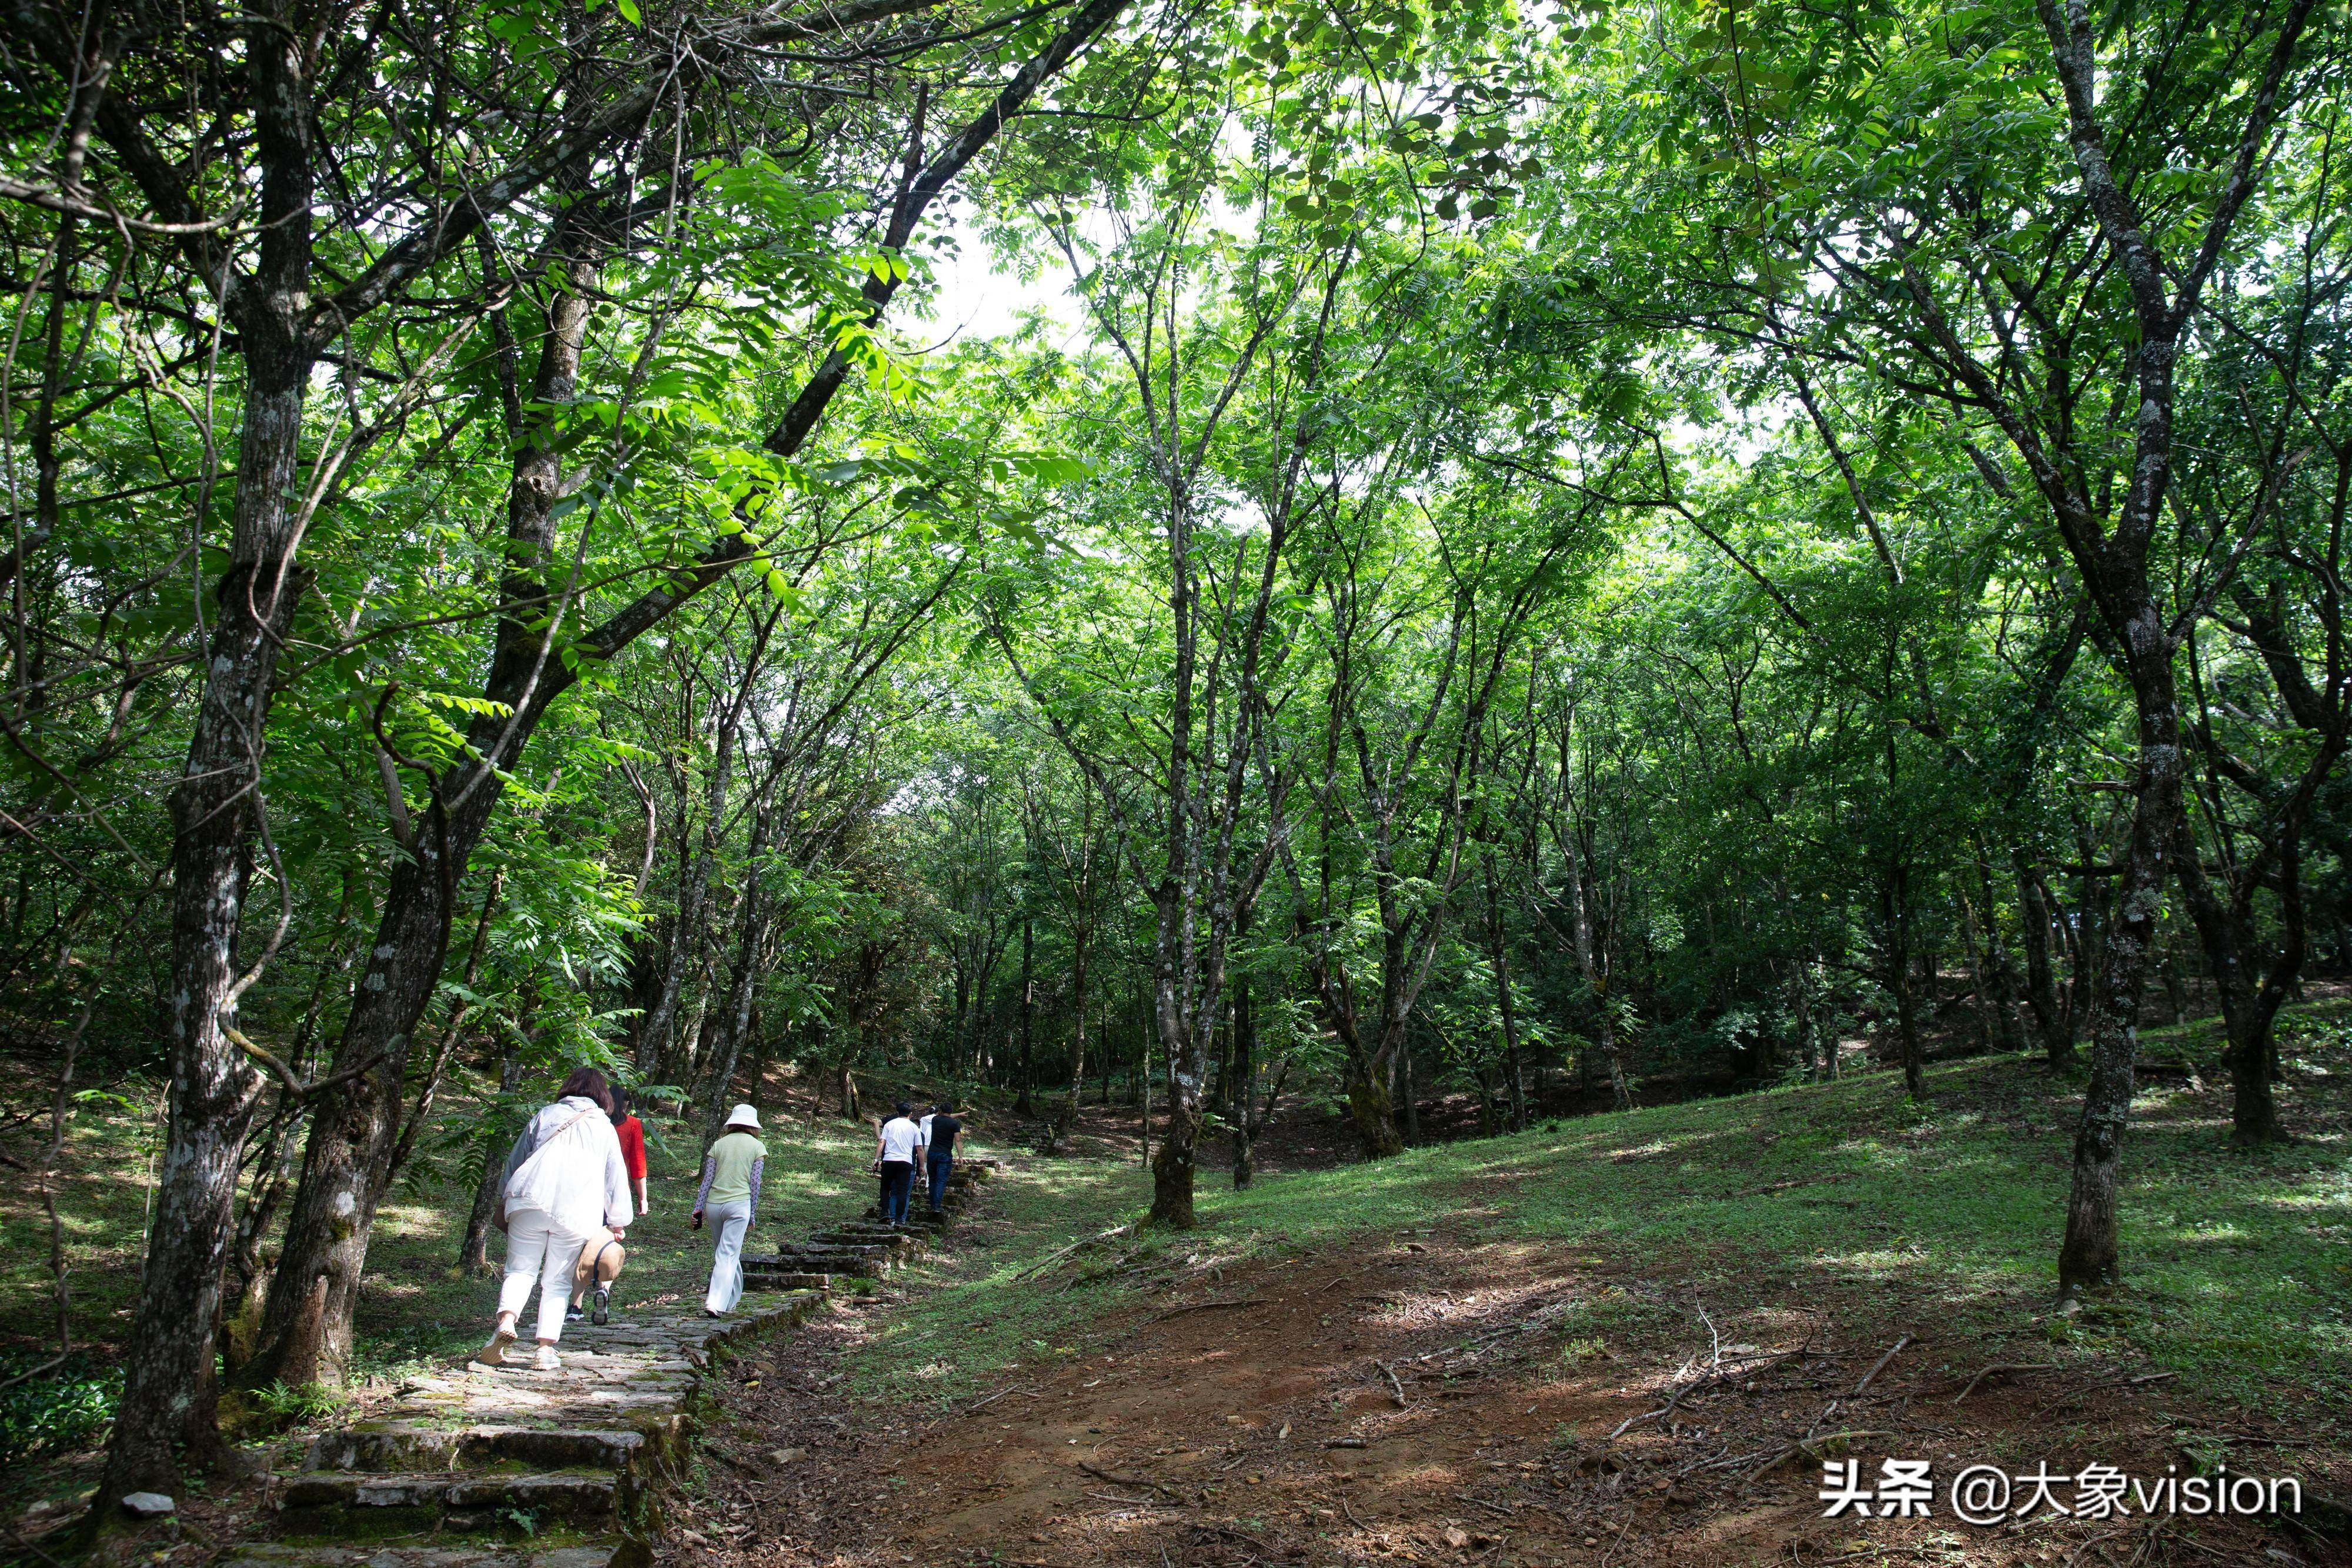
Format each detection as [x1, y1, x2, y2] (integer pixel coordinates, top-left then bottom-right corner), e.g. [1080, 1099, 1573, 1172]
[1608, 1338, 1818, 1440]
[1852, 1334, 1910, 1395]
[1191, 1524, 1274, 1551]
[1953, 1362, 2059, 1403]
[1077, 1460, 1182, 1498]
[1016, 1223, 1137, 1279]
[1742, 1429, 1897, 1488]
[1375, 1360, 1406, 1407]
[1152, 1296, 1264, 1320]
[2028, 1370, 2176, 1417]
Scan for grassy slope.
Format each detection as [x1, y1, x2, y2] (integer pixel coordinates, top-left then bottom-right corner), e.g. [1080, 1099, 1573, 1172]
[852, 1007, 2352, 1443]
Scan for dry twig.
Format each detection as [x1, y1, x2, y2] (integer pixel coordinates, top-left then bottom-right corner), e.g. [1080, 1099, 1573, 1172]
[1152, 1296, 1265, 1320]
[1077, 1460, 1181, 1498]
[1852, 1334, 1910, 1395]
[1953, 1362, 2059, 1403]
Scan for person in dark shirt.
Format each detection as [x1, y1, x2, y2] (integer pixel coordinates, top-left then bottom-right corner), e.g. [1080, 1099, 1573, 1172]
[925, 1099, 964, 1215]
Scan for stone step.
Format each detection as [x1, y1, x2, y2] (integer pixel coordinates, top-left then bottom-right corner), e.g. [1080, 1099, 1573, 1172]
[810, 1230, 920, 1251]
[769, 1241, 893, 1261]
[276, 1469, 627, 1537]
[223, 1544, 639, 1568]
[733, 1269, 830, 1291]
[306, 1425, 646, 1479]
[750, 1255, 880, 1279]
[811, 1227, 914, 1244]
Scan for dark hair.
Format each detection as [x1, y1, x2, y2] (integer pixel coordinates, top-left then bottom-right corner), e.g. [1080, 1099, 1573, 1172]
[560, 1067, 614, 1114]
[894, 1099, 913, 1118]
[609, 1086, 633, 1124]
[937, 1098, 958, 1115]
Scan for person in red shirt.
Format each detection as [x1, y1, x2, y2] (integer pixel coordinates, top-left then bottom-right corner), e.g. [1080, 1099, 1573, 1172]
[610, 1087, 650, 1216]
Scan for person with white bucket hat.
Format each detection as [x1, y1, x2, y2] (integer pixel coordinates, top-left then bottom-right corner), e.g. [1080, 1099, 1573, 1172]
[690, 1104, 766, 1316]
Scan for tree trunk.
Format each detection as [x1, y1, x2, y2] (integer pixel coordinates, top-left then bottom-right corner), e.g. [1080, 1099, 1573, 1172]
[236, 235, 603, 1395]
[1067, 926, 1091, 1102]
[1958, 890, 1995, 1054]
[698, 805, 776, 1150]
[1401, 1034, 1420, 1145]
[1564, 828, 1631, 1110]
[2017, 860, 2073, 1065]
[643, 621, 776, 1085]
[1147, 884, 1200, 1226]
[103, 11, 316, 1492]
[222, 904, 354, 1374]
[2057, 643, 2187, 1297]
[457, 1024, 530, 1276]
[1792, 962, 1818, 1078]
[1883, 864, 1926, 1100]
[1973, 852, 2027, 1051]
[2172, 822, 2297, 1145]
[1016, 916, 1036, 1116]
[1482, 859, 1526, 1132]
[1229, 982, 1257, 1188]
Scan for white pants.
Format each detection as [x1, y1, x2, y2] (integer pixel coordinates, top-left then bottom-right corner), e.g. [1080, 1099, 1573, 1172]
[703, 1198, 752, 1314]
[499, 1208, 593, 1343]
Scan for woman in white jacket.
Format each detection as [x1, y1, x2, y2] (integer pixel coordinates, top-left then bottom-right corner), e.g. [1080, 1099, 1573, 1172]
[477, 1067, 634, 1370]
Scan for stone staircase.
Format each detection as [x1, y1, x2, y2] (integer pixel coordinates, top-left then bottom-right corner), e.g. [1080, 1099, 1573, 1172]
[222, 1157, 1000, 1568]
[741, 1156, 995, 1292]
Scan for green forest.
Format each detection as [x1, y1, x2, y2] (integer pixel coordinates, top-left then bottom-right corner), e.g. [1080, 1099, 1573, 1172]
[2, 0, 2348, 1561]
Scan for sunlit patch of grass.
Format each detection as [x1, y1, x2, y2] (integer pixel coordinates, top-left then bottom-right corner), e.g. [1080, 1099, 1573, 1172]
[846, 1012, 2352, 1426]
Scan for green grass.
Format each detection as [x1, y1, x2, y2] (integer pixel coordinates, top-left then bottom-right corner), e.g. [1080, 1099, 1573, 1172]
[848, 1009, 2352, 1436]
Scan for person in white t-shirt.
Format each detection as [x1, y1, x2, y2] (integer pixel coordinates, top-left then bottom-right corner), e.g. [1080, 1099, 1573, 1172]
[873, 1102, 926, 1225]
[479, 1067, 633, 1372]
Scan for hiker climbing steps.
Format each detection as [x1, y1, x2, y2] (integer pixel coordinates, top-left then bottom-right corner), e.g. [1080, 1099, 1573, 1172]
[227, 1156, 1000, 1568]
[743, 1156, 994, 1288]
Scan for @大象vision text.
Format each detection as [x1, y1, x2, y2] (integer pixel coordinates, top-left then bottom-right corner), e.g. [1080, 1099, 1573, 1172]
[1820, 1458, 2302, 1526]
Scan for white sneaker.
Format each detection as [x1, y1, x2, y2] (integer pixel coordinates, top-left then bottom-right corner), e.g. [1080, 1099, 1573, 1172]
[534, 1344, 562, 1372]
[474, 1327, 516, 1366]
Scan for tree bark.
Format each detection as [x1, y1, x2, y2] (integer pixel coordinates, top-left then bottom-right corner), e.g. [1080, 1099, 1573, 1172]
[2017, 859, 2073, 1066]
[1881, 864, 1925, 1099]
[698, 802, 777, 1149]
[1482, 857, 1526, 1132]
[2172, 831, 2286, 1145]
[1016, 915, 1036, 1116]
[457, 1035, 527, 1276]
[1229, 982, 1257, 1187]
[102, 2, 315, 1494]
[2057, 651, 2184, 1294]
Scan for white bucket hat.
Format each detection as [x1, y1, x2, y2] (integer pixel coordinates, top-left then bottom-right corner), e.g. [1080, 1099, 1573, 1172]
[725, 1103, 760, 1131]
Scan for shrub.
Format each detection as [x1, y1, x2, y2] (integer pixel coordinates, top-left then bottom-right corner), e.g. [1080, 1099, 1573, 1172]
[0, 1352, 122, 1464]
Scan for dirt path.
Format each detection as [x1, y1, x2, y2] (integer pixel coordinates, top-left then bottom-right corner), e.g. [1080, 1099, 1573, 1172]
[672, 1235, 2348, 1567]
